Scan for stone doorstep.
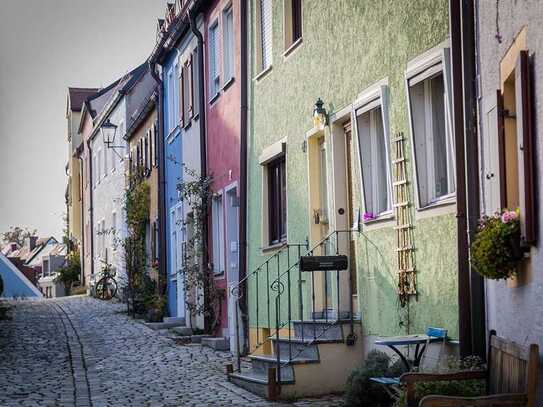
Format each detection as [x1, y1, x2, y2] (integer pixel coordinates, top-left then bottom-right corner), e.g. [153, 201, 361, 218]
[170, 326, 193, 336]
[142, 320, 187, 330]
[201, 336, 230, 351]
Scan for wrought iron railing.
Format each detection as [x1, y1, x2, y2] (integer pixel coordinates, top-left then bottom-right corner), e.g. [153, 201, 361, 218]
[231, 229, 362, 381]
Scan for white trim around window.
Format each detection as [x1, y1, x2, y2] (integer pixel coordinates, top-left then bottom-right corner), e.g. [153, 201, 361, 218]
[351, 79, 393, 222]
[405, 41, 456, 211]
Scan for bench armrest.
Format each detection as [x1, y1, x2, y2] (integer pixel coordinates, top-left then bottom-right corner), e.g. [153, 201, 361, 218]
[419, 393, 528, 407]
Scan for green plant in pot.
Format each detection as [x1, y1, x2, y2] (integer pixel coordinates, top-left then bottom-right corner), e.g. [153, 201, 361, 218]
[145, 295, 166, 323]
[471, 209, 525, 280]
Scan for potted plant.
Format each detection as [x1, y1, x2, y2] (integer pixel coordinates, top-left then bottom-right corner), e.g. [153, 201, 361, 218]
[145, 294, 166, 323]
[471, 209, 525, 280]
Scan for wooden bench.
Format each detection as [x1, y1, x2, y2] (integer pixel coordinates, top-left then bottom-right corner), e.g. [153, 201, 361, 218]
[400, 330, 539, 407]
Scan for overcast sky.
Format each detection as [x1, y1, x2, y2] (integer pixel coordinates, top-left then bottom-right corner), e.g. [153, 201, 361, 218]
[0, 0, 168, 240]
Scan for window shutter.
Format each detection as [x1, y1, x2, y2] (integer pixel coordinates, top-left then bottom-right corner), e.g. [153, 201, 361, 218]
[153, 122, 159, 166]
[192, 50, 200, 117]
[149, 127, 154, 169]
[260, 0, 272, 70]
[188, 56, 193, 117]
[515, 50, 535, 244]
[179, 68, 185, 127]
[182, 63, 190, 124]
[497, 90, 507, 209]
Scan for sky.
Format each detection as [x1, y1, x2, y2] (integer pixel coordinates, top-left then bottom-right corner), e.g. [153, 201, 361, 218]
[0, 0, 168, 241]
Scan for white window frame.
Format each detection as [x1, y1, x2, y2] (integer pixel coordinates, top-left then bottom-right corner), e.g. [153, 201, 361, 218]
[167, 66, 176, 133]
[208, 19, 221, 100]
[256, 0, 273, 75]
[222, 4, 235, 86]
[406, 41, 455, 210]
[352, 81, 393, 221]
[211, 192, 225, 277]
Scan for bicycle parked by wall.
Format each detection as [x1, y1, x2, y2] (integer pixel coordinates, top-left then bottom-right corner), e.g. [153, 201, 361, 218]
[92, 260, 118, 301]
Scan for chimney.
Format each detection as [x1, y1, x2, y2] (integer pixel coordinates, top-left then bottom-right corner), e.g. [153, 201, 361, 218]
[25, 236, 38, 250]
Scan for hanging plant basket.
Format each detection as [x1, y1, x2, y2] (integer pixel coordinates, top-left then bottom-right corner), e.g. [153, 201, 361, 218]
[471, 209, 525, 280]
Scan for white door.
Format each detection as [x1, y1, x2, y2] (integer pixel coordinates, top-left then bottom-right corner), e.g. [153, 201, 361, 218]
[171, 203, 185, 319]
[225, 187, 242, 353]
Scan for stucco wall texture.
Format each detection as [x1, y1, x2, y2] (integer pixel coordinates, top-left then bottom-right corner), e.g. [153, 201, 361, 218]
[246, 0, 459, 339]
[477, 0, 543, 400]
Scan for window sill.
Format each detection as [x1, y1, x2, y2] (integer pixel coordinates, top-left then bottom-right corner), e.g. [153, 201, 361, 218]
[213, 271, 225, 280]
[209, 92, 220, 105]
[362, 212, 395, 230]
[283, 37, 303, 59]
[222, 77, 235, 92]
[415, 196, 456, 219]
[261, 240, 287, 253]
[254, 65, 272, 82]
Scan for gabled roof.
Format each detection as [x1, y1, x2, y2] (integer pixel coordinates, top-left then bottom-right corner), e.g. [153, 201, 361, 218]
[67, 87, 99, 112]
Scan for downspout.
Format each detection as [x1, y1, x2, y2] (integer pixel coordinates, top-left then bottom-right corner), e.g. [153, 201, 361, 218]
[149, 60, 167, 297]
[462, 0, 486, 359]
[86, 139, 95, 280]
[239, 0, 249, 354]
[188, 10, 210, 331]
[449, 0, 472, 357]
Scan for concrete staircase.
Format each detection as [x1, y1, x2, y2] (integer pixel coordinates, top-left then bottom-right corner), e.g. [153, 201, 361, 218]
[228, 320, 362, 400]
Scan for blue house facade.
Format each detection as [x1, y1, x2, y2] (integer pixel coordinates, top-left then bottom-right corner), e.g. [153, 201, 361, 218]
[160, 19, 203, 325]
[0, 253, 43, 299]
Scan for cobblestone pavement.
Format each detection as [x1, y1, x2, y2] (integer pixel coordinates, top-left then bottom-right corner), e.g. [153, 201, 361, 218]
[0, 297, 343, 407]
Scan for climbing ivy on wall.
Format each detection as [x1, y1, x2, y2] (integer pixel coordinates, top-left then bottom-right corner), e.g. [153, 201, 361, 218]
[177, 167, 225, 334]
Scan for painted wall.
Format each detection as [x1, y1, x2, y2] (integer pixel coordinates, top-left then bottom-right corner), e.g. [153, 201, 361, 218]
[162, 23, 202, 321]
[204, 0, 242, 337]
[80, 111, 95, 287]
[477, 0, 543, 400]
[90, 98, 128, 284]
[246, 0, 458, 343]
[67, 110, 83, 246]
[0, 253, 43, 298]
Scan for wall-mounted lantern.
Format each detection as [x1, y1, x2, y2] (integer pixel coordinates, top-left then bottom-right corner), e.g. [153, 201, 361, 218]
[101, 119, 118, 148]
[313, 98, 328, 128]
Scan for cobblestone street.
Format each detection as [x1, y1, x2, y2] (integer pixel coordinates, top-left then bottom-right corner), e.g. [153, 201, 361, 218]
[0, 297, 342, 407]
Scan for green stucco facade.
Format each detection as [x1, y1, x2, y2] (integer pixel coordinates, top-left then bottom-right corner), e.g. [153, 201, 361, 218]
[246, 0, 458, 341]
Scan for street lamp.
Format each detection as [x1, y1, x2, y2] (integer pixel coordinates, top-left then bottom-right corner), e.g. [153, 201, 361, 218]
[101, 119, 118, 148]
[313, 98, 328, 128]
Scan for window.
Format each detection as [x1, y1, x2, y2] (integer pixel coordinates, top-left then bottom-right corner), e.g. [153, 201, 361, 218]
[212, 195, 225, 276]
[257, 0, 272, 73]
[356, 101, 391, 217]
[97, 150, 102, 183]
[497, 49, 535, 244]
[407, 48, 454, 208]
[112, 212, 117, 234]
[92, 154, 97, 187]
[167, 68, 176, 131]
[267, 156, 287, 244]
[144, 132, 149, 173]
[208, 21, 221, 98]
[284, 0, 302, 50]
[223, 5, 235, 83]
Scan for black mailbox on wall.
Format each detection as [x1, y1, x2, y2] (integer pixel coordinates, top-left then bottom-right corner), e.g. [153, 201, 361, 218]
[299, 255, 348, 272]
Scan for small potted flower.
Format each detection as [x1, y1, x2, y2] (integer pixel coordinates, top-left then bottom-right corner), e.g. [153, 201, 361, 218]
[471, 209, 525, 280]
[363, 212, 376, 222]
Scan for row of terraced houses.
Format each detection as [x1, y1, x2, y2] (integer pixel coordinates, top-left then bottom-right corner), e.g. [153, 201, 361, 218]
[63, 0, 543, 401]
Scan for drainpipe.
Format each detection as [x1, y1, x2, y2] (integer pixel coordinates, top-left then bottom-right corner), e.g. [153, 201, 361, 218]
[239, 0, 249, 354]
[461, 0, 486, 359]
[86, 139, 95, 281]
[449, 0, 472, 358]
[188, 10, 210, 331]
[149, 60, 167, 297]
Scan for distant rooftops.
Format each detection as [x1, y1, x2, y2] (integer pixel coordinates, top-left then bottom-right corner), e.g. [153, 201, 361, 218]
[68, 87, 99, 112]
